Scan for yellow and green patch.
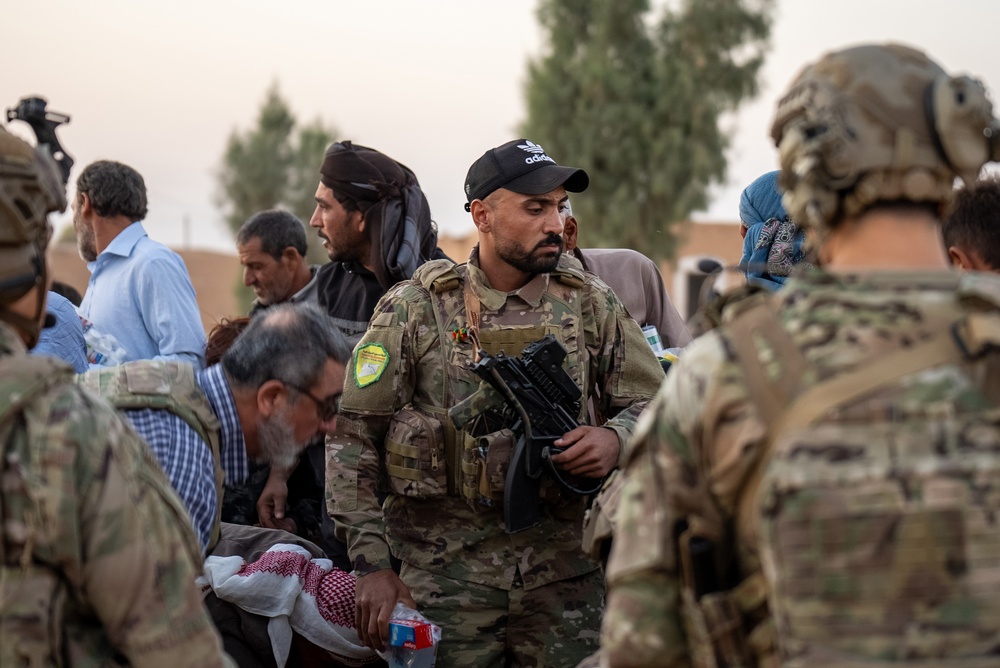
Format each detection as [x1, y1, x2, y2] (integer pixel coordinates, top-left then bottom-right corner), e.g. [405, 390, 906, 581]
[354, 343, 389, 388]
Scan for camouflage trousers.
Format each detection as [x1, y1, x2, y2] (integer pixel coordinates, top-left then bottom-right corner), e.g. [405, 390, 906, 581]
[401, 562, 604, 668]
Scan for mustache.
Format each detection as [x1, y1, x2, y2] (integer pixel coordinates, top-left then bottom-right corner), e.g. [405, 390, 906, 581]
[317, 230, 329, 242]
[534, 235, 564, 252]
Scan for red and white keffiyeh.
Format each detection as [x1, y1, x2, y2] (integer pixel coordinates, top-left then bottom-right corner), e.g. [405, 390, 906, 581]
[198, 543, 377, 667]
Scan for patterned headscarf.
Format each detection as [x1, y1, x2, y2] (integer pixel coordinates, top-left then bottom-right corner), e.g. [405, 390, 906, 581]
[320, 141, 438, 290]
[738, 171, 807, 290]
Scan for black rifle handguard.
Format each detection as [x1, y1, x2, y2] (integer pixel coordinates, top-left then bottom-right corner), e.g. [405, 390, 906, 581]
[470, 334, 605, 533]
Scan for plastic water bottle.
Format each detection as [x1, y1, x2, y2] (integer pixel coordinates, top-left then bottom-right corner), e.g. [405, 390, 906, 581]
[385, 603, 440, 668]
[79, 316, 129, 366]
[641, 324, 665, 355]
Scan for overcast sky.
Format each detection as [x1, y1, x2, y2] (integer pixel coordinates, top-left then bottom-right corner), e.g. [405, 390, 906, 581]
[4, 0, 998, 254]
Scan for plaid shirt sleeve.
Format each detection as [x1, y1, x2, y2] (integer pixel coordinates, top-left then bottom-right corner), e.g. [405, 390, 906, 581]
[123, 408, 218, 553]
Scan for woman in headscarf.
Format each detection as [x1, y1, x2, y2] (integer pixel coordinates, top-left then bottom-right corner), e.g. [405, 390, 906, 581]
[738, 170, 808, 289]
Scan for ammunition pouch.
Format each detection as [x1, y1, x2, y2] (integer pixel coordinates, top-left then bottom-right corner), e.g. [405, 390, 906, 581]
[458, 426, 513, 513]
[476, 428, 515, 499]
[384, 407, 448, 499]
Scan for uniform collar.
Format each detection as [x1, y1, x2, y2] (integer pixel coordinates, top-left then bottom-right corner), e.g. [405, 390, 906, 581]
[466, 245, 552, 309]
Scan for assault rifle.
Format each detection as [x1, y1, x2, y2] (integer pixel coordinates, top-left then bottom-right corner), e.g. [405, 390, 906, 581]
[470, 334, 604, 533]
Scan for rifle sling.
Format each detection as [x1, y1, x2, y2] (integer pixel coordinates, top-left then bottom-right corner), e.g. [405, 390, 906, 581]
[463, 273, 482, 362]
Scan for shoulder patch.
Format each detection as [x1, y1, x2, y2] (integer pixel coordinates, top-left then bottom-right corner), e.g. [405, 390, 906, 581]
[354, 342, 390, 388]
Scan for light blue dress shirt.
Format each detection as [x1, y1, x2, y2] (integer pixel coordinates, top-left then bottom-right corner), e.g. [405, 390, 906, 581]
[31, 291, 89, 373]
[80, 222, 206, 368]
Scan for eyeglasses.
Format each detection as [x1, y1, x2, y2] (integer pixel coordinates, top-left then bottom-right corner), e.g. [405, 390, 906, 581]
[284, 382, 341, 422]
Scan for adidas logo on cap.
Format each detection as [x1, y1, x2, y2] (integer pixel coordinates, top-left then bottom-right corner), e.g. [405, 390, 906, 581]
[517, 140, 555, 165]
[463, 138, 589, 210]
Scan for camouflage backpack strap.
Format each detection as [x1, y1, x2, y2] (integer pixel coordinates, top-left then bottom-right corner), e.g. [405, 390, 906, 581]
[552, 256, 599, 417]
[78, 361, 226, 548]
[688, 283, 771, 339]
[552, 255, 588, 325]
[0, 355, 74, 565]
[417, 259, 466, 495]
[719, 307, 1000, 666]
[551, 261, 586, 289]
[736, 309, 1000, 534]
[414, 258, 461, 294]
[724, 291, 808, 426]
[682, 291, 806, 611]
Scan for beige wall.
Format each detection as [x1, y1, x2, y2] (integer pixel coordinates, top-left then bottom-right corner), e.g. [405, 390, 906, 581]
[435, 221, 745, 309]
[48, 242, 244, 334]
[48, 221, 742, 335]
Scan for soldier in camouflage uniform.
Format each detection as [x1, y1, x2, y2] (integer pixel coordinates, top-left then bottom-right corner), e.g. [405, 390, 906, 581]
[601, 44, 1000, 667]
[0, 128, 231, 665]
[327, 139, 664, 666]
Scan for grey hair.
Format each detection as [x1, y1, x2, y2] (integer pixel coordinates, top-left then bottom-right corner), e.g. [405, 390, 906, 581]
[236, 209, 308, 259]
[221, 303, 352, 390]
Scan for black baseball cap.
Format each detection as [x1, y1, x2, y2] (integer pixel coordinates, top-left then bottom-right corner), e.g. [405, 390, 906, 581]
[463, 139, 589, 211]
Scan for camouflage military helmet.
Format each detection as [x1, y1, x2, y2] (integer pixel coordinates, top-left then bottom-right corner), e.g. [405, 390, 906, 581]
[771, 43, 1000, 231]
[0, 126, 65, 306]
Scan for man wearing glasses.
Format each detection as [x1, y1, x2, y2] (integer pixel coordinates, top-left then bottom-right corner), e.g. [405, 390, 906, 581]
[79, 303, 352, 553]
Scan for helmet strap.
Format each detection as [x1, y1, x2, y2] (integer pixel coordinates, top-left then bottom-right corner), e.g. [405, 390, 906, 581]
[0, 252, 47, 349]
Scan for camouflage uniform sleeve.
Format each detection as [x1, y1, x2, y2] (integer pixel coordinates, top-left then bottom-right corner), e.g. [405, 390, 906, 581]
[327, 283, 425, 575]
[602, 331, 761, 668]
[327, 420, 392, 575]
[71, 388, 230, 666]
[588, 279, 666, 461]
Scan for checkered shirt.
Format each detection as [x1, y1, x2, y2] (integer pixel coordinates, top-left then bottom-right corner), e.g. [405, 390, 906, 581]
[123, 364, 248, 552]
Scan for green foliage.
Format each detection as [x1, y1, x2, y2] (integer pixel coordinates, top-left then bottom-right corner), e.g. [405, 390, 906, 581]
[215, 83, 338, 268]
[524, 0, 772, 260]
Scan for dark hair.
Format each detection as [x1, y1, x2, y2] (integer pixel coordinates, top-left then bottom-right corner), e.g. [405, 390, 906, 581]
[75, 160, 148, 221]
[331, 190, 361, 215]
[221, 303, 352, 391]
[236, 209, 308, 260]
[205, 316, 251, 367]
[943, 177, 1000, 270]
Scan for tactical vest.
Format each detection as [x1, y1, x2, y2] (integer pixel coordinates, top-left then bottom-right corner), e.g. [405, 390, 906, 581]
[0, 356, 74, 570]
[384, 259, 593, 511]
[0, 355, 119, 667]
[679, 291, 1000, 667]
[78, 361, 226, 550]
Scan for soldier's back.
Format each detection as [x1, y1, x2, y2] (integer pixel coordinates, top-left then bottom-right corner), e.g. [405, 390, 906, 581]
[0, 345, 229, 666]
[606, 269, 1000, 667]
[716, 270, 1000, 664]
[746, 271, 1000, 663]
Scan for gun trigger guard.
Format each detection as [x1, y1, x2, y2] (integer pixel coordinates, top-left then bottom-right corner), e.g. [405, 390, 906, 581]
[526, 447, 546, 480]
